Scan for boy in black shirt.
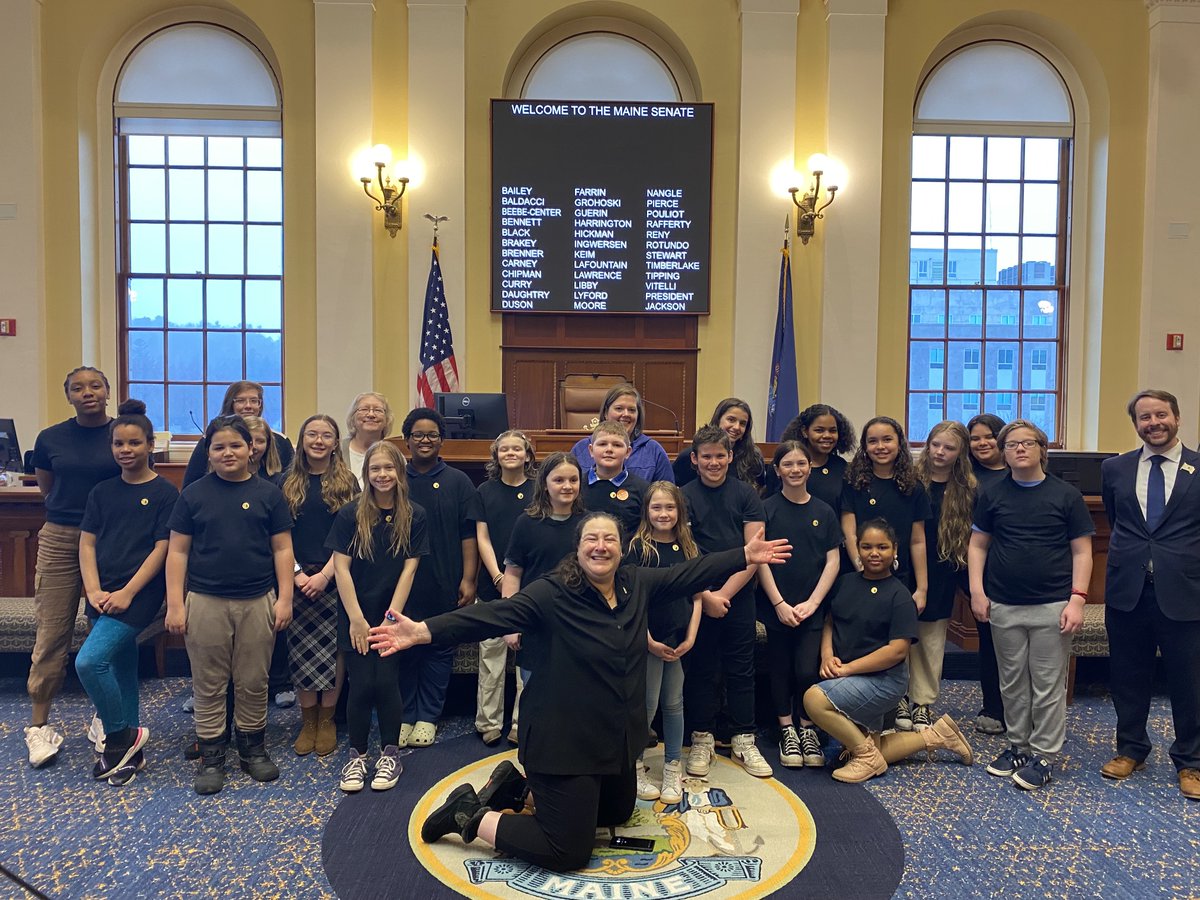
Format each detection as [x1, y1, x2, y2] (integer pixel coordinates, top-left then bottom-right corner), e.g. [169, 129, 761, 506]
[582, 421, 649, 537]
[681, 425, 772, 778]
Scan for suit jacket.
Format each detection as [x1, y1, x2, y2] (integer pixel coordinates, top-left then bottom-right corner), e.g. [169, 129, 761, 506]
[1101, 444, 1200, 620]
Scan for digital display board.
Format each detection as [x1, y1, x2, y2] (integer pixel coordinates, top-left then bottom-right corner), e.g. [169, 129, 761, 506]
[491, 99, 713, 314]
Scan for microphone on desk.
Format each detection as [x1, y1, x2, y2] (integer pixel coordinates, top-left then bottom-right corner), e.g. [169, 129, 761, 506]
[640, 397, 682, 434]
[189, 410, 204, 434]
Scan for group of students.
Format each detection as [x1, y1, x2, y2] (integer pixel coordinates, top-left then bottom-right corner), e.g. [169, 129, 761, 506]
[24, 370, 1091, 811]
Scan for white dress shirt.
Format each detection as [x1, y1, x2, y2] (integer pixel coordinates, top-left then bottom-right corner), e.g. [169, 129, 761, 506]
[1135, 440, 1183, 521]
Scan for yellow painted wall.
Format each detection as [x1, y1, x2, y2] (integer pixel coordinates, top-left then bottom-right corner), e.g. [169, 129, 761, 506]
[878, 1, 1148, 451]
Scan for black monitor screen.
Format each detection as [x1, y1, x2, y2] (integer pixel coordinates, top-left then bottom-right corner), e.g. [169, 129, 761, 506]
[434, 393, 510, 441]
[0, 418, 21, 471]
[491, 99, 713, 314]
[1046, 451, 1115, 496]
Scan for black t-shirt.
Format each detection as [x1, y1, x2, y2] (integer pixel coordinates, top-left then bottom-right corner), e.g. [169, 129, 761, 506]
[31, 418, 121, 526]
[763, 454, 846, 513]
[182, 431, 294, 488]
[827, 572, 919, 664]
[921, 480, 962, 622]
[973, 474, 1094, 605]
[168, 473, 293, 599]
[290, 474, 353, 568]
[757, 492, 843, 631]
[583, 470, 649, 540]
[406, 460, 476, 607]
[325, 501, 429, 630]
[841, 475, 932, 590]
[79, 475, 178, 628]
[505, 513, 585, 586]
[971, 462, 1009, 499]
[626, 539, 695, 645]
[471, 478, 533, 601]
[682, 477, 766, 554]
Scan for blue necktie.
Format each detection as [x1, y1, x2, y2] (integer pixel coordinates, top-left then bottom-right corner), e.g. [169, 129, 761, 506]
[1146, 455, 1166, 531]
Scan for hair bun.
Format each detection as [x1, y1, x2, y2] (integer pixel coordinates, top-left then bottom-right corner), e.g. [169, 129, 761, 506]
[118, 398, 147, 416]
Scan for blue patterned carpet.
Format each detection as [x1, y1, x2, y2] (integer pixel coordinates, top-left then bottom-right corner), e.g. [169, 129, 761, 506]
[0, 672, 1197, 899]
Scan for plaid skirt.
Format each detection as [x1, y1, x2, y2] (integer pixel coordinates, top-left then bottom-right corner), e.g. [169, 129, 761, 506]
[287, 569, 339, 692]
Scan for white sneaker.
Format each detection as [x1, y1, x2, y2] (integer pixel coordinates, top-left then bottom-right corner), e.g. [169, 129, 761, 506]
[636, 762, 660, 800]
[87, 714, 106, 754]
[24, 725, 64, 768]
[731, 733, 773, 777]
[660, 760, 683, 804]
[274, 690, 297, 709]
[371, 746, 402, 791]
[339, 751, 368, 792]
[687, 731, 715, 777]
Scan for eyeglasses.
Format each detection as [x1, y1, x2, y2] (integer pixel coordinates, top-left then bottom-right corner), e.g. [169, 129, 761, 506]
[303, 430, 337, 441]
[356, 407, 387, 416]
[410, 432, 441, 442]
[1003, 439, 1040, 450]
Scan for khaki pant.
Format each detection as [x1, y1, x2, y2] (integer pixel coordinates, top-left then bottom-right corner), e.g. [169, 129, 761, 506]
[27, 523, 84, 704]
[475, 635, 509, 733]
[907, 619, 949, 707]
[184, 591, 276, 739]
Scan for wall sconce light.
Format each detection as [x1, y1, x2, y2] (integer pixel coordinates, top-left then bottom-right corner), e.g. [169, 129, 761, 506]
[788, 154, 842, 245]
[360, 144, 409, 238]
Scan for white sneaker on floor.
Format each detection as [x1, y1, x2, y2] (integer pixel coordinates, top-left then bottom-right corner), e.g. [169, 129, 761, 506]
[687, 731, 715, 777]
[660, 760, 683, 804]
[87, 714, 106, 754]
[731, 733, 773, 777]
[636, 763, 660, 800]
[24, 725, 63, 768]
[274, 690, 296, 709]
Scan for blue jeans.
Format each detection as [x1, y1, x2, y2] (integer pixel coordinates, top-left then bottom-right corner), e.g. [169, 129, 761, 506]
[645, 655, 685, 762]
[75, 616, 141, 734]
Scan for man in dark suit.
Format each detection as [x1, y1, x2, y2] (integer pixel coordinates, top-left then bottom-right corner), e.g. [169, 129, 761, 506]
[1100, 389, 1200, 799]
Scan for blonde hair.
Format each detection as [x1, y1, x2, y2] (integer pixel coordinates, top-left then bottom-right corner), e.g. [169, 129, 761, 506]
[997, 419, 1049, 468]
[629, 481, 699, 565]
[351, 441, 413, 561]
[242, 415, 282, 476]
[590, 420, 631, 446]
[281, 414, 359, 517]
[914, 421, 976, 569]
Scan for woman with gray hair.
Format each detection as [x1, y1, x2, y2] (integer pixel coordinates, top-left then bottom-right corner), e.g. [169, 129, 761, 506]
[342, 392, 395, 486]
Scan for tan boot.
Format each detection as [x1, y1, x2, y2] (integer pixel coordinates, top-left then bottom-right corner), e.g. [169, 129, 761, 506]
[294, 706, 318, 756]
[832, 738, 888, 783]
[314, 706, 338, 757]
[923, 715, 973, 765]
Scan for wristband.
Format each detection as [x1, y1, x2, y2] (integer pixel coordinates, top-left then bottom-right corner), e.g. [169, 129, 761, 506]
[384, 609, 400, 623]
[772, 600, 783, 608]
[1070, 589, 1088, 600]
[492, 572, 504, 585]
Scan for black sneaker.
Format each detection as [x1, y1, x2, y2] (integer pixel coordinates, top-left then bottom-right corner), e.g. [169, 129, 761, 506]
[108, 751, 146, 787]
[895, 697, 913, 731]
[421, 784, 484, 843]
[911, 704, 932, 732]
[477, 760, 527, 812]
[798, 726, 825, 767]
[1012, 756, 1053, 790]
[985, 747, 1029, 777]
[93, 728, 150, 780]
[778, 725, 804, 768]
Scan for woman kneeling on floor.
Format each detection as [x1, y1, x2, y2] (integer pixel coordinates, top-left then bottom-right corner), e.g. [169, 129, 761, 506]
[368, 511, 791, 872]
[803, 519, 973, 783]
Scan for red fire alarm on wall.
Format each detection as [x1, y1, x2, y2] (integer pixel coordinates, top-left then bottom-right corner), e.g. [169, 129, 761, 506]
[0, 319, 16, 337]
[1166, 333, 1184, 351]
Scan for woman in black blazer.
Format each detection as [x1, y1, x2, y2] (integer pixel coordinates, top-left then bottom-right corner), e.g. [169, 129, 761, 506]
[369, 511, 790, 872]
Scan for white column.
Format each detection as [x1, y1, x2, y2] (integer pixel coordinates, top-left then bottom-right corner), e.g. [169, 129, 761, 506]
[1140, 0, 1200, 445]
[408, 0, 467, 405]
[0, 0, 46, 438]
[733, 1, 801, 415]
[314, 0, 377, 415]
[820, 0, 887, 431]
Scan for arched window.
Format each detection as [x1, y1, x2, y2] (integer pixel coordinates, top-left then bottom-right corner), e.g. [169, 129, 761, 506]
[116, 23, 283, 436]
[906, 41, 1072, 444]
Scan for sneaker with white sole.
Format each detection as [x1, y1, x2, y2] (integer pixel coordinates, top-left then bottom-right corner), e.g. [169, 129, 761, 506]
[895, 696, 913, 731]
[1012, 756, 1053, 790]
[87, 714, 106, 753]
[340, 750, 368, 792]
[371, 746, 402, 791]
[911, 704, 932, 732]
[986, 747, 1029, 778]
[778, 725, 804, 768]
[660, 760, 683, 804]
[686, 731, 715, 777]
[799, 726, 825, 767]
[731, 733, 773, 777]
[274, 690, 296, 709]
[636, 763, 660, 800]
[24, 725, 63, 768]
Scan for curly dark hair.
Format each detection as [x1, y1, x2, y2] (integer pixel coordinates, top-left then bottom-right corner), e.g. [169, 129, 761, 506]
[845, 416, 918, 494]
[781, 403, 857, 456]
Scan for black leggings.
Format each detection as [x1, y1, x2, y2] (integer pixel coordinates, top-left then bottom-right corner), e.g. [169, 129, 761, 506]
[765, 621, 824, 719]
[344, 650, 402, 753]
[494, 762, 636, 872]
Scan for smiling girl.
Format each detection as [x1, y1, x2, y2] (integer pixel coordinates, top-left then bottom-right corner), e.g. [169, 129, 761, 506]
[771, 404, 857, 512]
[76, 399, 178, 785]
[674, 398, 764, 490]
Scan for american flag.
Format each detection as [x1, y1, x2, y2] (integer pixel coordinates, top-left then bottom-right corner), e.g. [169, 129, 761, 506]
[416, 237, 460, 406]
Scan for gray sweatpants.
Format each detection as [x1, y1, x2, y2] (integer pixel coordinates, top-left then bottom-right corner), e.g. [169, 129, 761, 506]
[990, 600, 1071, 761]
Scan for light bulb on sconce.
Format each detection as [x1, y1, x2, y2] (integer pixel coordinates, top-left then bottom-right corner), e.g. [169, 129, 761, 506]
[358, 143, 409, 238]
[788, 154, 845, 245]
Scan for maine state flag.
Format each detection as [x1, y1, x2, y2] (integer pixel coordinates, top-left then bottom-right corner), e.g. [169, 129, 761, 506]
[765, 236, 798, 441]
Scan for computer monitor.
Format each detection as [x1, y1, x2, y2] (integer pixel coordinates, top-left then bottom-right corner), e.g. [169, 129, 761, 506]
[0, 418, 21, 472]
[434, 393, 510, 441]
[1046, 451, 1115, 496]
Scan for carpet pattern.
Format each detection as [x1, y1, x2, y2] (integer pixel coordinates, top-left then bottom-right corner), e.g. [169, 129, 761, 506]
[0, 675, 1198, 898]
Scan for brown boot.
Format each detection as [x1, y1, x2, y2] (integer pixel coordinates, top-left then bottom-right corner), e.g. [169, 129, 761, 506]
[293, 706, 318, 756]
[832, 738, 888, 783]
[314, 706, 338, 757]
[923, 715, 973, 765]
